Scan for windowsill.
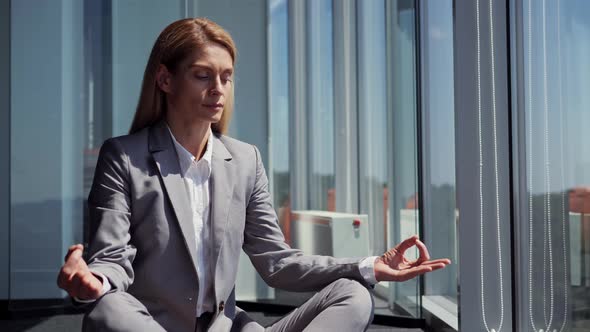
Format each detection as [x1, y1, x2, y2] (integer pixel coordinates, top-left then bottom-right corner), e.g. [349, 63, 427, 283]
[372, 281, 458, 330]
[421, 295, 458, 331]
[397, 293, 458, 331]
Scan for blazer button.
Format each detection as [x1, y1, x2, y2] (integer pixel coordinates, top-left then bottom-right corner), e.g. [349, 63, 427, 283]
[218, 301, 225, 311]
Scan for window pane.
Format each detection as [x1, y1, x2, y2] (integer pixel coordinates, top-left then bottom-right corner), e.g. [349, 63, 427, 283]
[388, 0, 421, 318]
[519, 0, 590, 330]
[358, 0, 388, 259]
[268, 0, 291, 243]
[8, 0, 185, 301]
[421, 0, 458, 318]
[453, 1, 513, 330]
[307, 0, 334, 212]
[10, 0, 86, 299]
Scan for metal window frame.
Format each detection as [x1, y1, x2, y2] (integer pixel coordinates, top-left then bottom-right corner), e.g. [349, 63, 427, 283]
[1, 0, 10, 305]
[332, 0, 359, 213]
[288, 0, 309, 210]
[509, 0, 526, 330]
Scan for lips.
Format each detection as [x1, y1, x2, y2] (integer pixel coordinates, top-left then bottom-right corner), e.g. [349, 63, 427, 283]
[203, 103, 223, 108]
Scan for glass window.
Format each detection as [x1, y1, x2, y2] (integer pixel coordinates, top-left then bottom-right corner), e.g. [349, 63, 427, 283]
[358, 0, 388, 259]
[453, 1, 514, 330]
[8, 0, 186, 301]
[518, 0, 590, 330]
[307, 0, 335, 212]
[268, 0, 291, 241]
[10, 0, 86, 299]
[420, 0, 458, 317]
[387, 0, 421, 318]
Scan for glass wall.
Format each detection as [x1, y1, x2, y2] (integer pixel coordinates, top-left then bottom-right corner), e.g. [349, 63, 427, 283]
[8, 0, 187, 301]
[264, 0, 424, 317]
[386, 0, 421, 318]
[307, 0, 335, 212]
[6, 0, 269, 302]
[358, 0, 388, 258]
[420, 0, 458, 324]
[268, 0, 291, 242]
[4, 0, 589, 330]
[10, 0, 87, 299]
[515, 0, 590, 330]
[453, 1, 514, 331]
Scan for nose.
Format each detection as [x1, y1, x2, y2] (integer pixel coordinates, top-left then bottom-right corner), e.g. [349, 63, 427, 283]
[209, 76, 223, 96]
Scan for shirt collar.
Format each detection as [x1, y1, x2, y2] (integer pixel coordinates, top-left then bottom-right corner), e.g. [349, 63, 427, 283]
[167, 125, 213, 177]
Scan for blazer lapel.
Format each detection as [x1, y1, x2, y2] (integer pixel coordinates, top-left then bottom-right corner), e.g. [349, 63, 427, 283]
[148, 121, 199, 277]
[210, 134, 235, 275]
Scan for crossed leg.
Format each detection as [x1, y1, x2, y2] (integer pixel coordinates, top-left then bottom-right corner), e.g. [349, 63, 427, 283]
[83, 278, 374, 332]
[266, 278, 374, 332]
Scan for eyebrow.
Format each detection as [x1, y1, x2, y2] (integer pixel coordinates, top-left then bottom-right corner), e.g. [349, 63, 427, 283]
[189, 64, 233, 74]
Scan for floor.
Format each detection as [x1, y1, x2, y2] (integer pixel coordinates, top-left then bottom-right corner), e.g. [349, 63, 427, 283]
[0, 313, 423, 331]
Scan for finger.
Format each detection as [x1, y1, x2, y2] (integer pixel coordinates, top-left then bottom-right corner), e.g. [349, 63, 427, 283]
[64, 247, 83, 268]
[78, 273, 102, 300]
[411, 258, 451, 267]
[415, 239, 430, 263]
[64, 244, 83, 262]
[60, 249, 87, 290]
[395, 265, 433, 281]
[67, 244, 82, 252]
[67, 272, 83, 298]
[426, 262, 448, 272]
[407, 241, 431, 266]
[57, 268, 68, 289]
[420, 258, 451, 266]
[393, 235, 419, 254]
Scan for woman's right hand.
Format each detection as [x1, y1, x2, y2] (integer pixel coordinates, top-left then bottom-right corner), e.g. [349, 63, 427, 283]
[56, 244, 103, 300]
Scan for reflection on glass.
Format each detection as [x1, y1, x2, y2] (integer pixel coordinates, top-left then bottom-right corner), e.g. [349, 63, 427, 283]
[10, 1, 86, 299]
[421, 0, 458, 317]
[388, 0, 421, 318]
[521, 0, 590, 330]
[8, 0, 187, 302]
[268, 0, 291, 240]
[307, 0, 334, 212]
[358, 0, 388, 258]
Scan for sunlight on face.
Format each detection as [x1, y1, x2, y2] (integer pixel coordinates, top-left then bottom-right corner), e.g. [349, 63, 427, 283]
[167, 42, 234, 125]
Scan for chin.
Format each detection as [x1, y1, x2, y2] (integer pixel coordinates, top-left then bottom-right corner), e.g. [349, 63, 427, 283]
[211, 112, 224, 123]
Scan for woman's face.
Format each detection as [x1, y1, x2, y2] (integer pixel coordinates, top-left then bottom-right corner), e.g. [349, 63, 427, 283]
[161, 42, 233, 125]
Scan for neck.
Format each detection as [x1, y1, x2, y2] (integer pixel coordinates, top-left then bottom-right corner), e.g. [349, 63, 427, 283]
[165, 114, 211, 160]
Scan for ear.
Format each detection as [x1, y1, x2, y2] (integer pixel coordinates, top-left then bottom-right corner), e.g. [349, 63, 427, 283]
[156, 64, 173, 93]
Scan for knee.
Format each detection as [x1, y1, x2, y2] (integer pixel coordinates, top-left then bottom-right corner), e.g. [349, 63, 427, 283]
[85, 292, 123, 322]
[329, 279, 374, 326]
[83, 292, 149, 332]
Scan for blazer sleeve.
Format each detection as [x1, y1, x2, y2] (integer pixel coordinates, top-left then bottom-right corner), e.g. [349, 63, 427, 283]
[242, 145, 369, 292]
[86, 138, 136, 292]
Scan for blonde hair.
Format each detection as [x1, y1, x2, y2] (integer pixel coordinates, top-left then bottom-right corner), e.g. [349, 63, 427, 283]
[129, 18, 237, 135]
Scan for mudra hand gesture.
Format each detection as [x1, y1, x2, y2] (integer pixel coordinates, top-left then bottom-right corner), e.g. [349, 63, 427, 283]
[375, 235, 451, 282]
[56, 244, 103, 300]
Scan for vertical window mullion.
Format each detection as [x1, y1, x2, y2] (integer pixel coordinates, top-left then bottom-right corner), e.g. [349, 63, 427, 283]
[333, 0, 359, 213]
[288, 0, 308, 210]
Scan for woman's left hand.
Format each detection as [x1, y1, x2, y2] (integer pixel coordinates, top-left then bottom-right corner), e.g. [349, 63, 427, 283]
[374, 235, 451, 282]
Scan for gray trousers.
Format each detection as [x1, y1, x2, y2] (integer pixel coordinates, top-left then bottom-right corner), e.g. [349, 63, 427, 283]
[83, 278, 375, 332]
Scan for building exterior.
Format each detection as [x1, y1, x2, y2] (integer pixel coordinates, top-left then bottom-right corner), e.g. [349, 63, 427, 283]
[1, 0, 589, 330]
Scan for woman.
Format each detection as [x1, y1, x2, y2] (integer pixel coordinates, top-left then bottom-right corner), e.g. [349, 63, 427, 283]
[57, 18, 449, 332]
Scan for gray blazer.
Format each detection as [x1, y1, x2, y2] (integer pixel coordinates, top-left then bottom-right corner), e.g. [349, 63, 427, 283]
[86, 120, 367, 331]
